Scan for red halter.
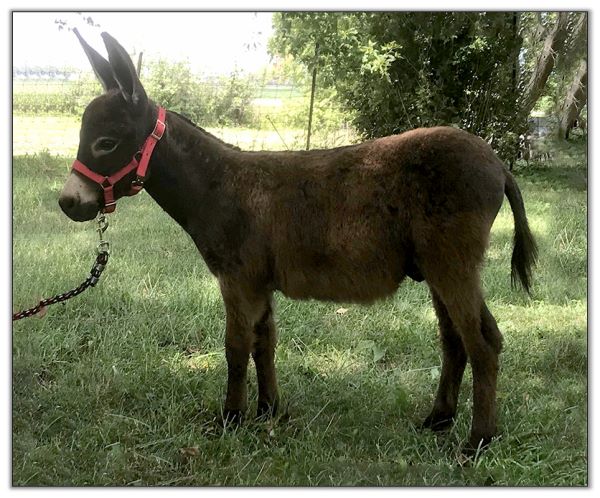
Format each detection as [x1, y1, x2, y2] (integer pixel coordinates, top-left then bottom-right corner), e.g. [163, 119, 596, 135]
[71, 106, 166, 214]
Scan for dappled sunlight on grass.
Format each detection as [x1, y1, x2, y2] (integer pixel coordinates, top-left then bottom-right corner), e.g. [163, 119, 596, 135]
[183, 352, 223, 372]
[303, 346, 368, 377]
[164, 350, 223, 375]
[496, 301, 586, 334]
[490, 206, 549, 239]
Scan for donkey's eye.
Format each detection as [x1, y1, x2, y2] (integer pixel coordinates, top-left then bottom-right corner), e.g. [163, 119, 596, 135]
[91, 137, 121, 157]
[97, 138, 118, 150]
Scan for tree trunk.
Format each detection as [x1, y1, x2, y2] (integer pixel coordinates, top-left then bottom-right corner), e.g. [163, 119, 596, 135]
[520, 12, 570, 114]
[558, 58, 587, 139]
[509, 12, 521, 171]
[136, 51, 143, 77]
[563, 12, 587, 57]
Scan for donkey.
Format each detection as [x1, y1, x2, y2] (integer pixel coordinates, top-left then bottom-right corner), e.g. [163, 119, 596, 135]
[59, 31, 538, 454]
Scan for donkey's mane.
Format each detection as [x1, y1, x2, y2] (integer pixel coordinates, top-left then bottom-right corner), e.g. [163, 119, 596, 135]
[168, 110, 241, 152]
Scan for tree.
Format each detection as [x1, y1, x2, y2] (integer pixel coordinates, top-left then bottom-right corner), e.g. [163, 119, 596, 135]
[54, 13, 101, 31]
[517, 12, 587, 137]
[270, 11, 587, 162]
[519, 12, 569, 115]
[270, 12, 523, 160]
[554, 12, 587, 139]
[557, 57, 587, 139]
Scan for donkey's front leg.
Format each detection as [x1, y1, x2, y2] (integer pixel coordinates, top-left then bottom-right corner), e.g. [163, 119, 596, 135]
[253, 298, 279, 418]
[220, 280, 269, 424]
[223, 309, 252, 424]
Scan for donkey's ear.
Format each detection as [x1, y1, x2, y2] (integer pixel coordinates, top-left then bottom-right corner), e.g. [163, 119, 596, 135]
[101, 32, 148, 111]
[73, 28, 118, 91]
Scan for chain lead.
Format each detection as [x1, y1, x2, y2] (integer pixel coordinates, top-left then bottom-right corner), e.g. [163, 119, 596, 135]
[96, 214, 110, 255]
[13, 216, 111, 321]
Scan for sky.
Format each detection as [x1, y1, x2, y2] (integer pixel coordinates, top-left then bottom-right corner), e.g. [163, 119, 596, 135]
[12, 12, 275, 75]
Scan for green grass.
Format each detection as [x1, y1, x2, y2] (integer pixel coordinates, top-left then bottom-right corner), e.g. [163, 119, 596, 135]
[12, 120, 587, 486]
[13, 80, 91, 94]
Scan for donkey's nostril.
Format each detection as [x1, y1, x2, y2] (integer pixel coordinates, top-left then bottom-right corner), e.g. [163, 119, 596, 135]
[58, 195, 75, 213]
[58, 195, 99, 222]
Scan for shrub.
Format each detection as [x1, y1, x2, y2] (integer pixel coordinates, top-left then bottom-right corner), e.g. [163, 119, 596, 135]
[142, 59, 256, 127]
[13, 79, 99, 115]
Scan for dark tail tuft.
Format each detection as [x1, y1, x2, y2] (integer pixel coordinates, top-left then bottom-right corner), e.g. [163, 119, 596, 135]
[504, 170, 538, 294]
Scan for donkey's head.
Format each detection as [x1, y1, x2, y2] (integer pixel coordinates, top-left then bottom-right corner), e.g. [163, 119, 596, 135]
[59, 30, 155, 221]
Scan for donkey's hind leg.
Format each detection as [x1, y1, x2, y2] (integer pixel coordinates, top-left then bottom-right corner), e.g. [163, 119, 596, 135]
[252, 297, 279, 418]
[422, 288, 468, 431]
[424, 270, 501, 452]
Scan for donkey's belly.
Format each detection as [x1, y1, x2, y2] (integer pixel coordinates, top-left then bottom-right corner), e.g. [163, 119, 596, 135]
[274, 256, 404, 303]
[270, 205, 408, 302]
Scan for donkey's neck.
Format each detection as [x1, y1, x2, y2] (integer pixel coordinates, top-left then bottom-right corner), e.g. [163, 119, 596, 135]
[142, 109, 241, 234]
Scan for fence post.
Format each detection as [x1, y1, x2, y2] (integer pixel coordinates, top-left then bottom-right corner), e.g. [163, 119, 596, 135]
[306, 42, 320, 151]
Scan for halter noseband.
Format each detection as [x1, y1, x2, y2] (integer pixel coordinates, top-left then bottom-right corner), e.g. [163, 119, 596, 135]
[71, 106, 167, 214]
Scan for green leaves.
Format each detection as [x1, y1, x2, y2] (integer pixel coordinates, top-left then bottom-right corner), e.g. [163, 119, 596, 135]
[359, 40, 401, 81]
[271, 12, 525, 159]
[142, 60, 256, 127]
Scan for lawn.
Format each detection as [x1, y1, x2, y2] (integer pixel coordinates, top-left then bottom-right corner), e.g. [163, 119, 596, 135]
[12, 116, 587, 486]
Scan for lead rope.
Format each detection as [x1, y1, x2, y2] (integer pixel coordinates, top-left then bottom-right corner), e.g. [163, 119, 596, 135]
[12, 214, 110, 322]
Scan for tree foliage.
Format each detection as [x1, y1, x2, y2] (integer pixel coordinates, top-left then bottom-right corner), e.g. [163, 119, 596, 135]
[270, 12, 587, 159]
[143, 60, 256, 127]
[557, 58, 587, 139]
[518, 12, 570, 115]
[270, 12, 523, 159]
[518, 12, 587, 141]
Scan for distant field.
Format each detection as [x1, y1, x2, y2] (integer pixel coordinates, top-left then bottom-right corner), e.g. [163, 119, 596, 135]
[13, 80, 96, 94]
[12, 76, 354, 149]
[12, 80, 308, 120]
[12, 115, 357, 157]
[12, 80, 304, 100]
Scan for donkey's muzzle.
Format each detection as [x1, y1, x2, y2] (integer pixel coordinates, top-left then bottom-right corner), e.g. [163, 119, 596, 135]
[59, 170, 102, 222]
[58, 195, 99, 222]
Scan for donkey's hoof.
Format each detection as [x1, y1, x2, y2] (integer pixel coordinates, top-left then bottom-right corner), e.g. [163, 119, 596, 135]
[460, 435, 493, 460]
[221, 409, 244, 427]
[421, 412, 455, 432]
[256, 400, 279, 420]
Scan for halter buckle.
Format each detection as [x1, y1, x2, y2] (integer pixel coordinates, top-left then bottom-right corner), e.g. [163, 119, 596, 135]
[151, 119, 166, 140]
[132, 177, 145, 189]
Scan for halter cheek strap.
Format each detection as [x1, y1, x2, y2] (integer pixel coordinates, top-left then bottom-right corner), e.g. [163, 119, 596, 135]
[71, 106, 166, 214]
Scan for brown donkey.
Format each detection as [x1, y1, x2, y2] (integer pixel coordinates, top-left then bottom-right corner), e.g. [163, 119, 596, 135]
[59, 32, 538, 454]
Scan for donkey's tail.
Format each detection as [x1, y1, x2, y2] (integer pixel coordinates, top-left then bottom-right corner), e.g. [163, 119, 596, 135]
[504, 169, 538, 294]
